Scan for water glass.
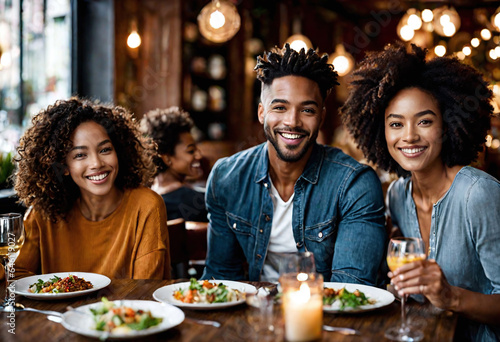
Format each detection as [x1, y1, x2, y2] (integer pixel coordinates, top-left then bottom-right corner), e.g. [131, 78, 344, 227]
[278, 251, 316, 275]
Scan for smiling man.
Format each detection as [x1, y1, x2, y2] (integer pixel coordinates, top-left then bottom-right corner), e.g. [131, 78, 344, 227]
[202, 44, 387, 284]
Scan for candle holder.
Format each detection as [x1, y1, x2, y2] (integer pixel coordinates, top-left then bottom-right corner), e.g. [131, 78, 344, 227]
[280, 272, 323, 342]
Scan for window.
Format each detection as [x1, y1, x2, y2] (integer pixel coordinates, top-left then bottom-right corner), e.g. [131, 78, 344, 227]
[0, 0, 71, 154]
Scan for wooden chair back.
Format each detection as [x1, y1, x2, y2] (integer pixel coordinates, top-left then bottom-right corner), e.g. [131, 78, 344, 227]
[167, 218, 188, 278]
[185, 221, 208, 264]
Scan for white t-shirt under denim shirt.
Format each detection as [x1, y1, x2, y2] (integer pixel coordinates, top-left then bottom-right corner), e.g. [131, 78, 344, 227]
[387, 166, 500, 342]
[260, 177, 296, 282]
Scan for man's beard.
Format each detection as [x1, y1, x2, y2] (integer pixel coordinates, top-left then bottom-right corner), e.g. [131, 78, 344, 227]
[264, 123, 318, 163]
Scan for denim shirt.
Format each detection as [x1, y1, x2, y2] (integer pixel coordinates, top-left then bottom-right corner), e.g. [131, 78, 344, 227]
[202, 143, 387, 285]
[387, 166, 500, 342]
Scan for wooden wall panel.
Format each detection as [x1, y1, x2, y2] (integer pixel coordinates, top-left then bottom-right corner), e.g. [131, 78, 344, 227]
[114, 0, 182, 118]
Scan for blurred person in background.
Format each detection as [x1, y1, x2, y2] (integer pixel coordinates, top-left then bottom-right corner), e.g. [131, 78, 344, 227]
[141, 107, 208, 222]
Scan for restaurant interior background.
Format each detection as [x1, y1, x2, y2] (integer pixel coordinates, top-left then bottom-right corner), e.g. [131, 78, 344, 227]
[2, 0, 500, 212]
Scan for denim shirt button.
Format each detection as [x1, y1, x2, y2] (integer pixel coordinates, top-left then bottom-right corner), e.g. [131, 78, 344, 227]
[259, 229, 263, 233]
[296, 242, 301, 248]
[232, 223, 237, 229]
[256, 254, 262, 259]
[263, 183, 268, 188]
[265, 215, 271, 221]
[318, 232, 323, 238]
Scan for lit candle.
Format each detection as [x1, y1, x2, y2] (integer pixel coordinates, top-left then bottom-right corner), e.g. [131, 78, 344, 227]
[281, 273, 323, 341]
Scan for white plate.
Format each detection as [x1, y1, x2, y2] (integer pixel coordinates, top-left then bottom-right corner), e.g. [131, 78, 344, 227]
[61, 300, 184, 340]
[153, 280, 257, 310]
[323, 282, 395, 313]
[13, 272, 111, 300]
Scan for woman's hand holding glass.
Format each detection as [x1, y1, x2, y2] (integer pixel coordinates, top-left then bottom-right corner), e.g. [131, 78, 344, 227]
[390, 256, 459, 311]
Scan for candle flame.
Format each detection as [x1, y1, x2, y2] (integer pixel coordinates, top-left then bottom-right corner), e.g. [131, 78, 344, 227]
[297, 283, 311, 303]
[297, 272, 308, 281]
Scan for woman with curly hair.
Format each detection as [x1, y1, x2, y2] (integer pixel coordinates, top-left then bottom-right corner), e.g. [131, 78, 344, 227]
[12, 97, 171, 280]
[141, 107, 207, 222]
[340, 42, 500, 341]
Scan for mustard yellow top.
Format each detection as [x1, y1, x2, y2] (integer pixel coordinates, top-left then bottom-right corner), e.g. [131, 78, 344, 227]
[7, 186, 170, 280]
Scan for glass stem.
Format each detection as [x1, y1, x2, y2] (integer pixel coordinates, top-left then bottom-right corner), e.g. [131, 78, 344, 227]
[400, 294, 407, 330]
[3, 258, 11, 305]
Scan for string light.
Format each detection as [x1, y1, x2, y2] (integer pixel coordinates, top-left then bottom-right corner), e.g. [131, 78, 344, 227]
[397, 9, 420, 41]
[421, 9, 433, 23]
[434, 44, 446, 57]
[443, 23, 456, 37]
[209, 10, 225, 29]
[486, 134, 493, 147]
[433, 6, 460, 38]
[400, 25, 415, 41]
[127, 20, 141, 49]
[440, 14, 451, 26]
[495, 46, 500, 56]
[327, 44, 355, 77]
[481, 28, 492, 41]
[285, 34, 312, 52]
[489, 49, 497, 60]
[408, 14, 422, 30]
[198, 0, 241, 43]
[492, 7, 500, 31]
[127, 31, 141, 49]
[285, 17, 313, 52]
[471, 38, 480, 48]
[456, 51, 466, 60]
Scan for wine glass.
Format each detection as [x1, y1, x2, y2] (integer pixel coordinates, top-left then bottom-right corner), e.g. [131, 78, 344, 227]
[0, 213, 25, 308]
[385, 237, 426, 341]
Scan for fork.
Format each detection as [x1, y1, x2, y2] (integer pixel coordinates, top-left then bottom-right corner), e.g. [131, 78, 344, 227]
[323, 324, 361, 335]
[184, 317, 221, 328]
[3, 303, 63, 317]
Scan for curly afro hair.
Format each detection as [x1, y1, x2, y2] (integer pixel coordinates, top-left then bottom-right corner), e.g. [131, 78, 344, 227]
[140, 107, 194, 174]
[340, 42, 493, 174]
[14, 97, 156, 221]
[254, 43, 339, 100]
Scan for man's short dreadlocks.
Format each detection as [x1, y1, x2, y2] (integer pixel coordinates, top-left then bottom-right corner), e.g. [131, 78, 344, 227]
[254, 43, 339, 100]
[340, 42, 493, 174]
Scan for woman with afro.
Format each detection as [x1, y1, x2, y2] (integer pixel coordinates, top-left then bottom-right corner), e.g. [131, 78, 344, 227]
[141, 107, 207, 222]
[12, 97, 171, 280]
[341, 42, 500, 341]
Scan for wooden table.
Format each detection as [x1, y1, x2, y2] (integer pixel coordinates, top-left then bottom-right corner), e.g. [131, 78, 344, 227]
[0, 279, 457, 341]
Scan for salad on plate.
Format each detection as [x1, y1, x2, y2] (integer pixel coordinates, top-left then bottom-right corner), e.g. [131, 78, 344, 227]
[173, 278, 245, 304]
[90, 297, 163, 333]
[323, 287, 375, 310]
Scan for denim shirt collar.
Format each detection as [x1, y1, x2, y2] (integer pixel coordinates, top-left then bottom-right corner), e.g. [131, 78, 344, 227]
[253, 142, 324, 185]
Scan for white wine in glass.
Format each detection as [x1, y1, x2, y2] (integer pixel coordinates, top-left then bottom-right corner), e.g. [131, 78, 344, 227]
[0, 213, 25, 307]
[385, 237, 426, 342]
